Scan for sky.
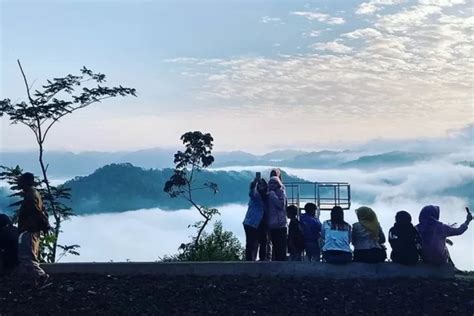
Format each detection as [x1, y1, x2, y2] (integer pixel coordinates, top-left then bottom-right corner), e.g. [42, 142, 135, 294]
[1, 0, 473, 153]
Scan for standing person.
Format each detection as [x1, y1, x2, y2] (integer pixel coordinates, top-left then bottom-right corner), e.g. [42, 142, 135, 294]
[287, 205, 304, 261]
[388, 211, 421, 265]
[0, 214, 19, 275]
[266, 176, 288, 261]
[321, 206, 352, 264]
[300, 203, 322, 262]
[17, 172, 50, 287]
[417, 205, 472, 266]
[352, 206, 387, 263]
[243, 176, 269, 261]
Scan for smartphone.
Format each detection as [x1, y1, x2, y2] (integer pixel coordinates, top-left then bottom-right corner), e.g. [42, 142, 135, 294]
[255, 172, 261, 180]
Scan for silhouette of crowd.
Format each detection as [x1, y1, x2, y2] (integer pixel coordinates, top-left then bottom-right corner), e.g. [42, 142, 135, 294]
[243, 168, 472, 266]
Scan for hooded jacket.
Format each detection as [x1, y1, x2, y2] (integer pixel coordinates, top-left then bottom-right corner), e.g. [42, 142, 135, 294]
[243, 182, 267, 229]
[416, 205, 468, 265]
[265, 176, 287, 229]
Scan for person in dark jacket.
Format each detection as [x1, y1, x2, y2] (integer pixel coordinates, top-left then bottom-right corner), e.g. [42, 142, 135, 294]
[300, 203, 322, 262]
[287, 205, 304, 261]
[0, 214, 19, 275]
[17, 172, 50, 287]
[389, 211, 421, 265]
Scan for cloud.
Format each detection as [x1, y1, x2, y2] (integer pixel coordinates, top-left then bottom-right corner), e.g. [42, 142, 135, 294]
[356, 0, 406, 15]
[312, 41, 353, 53]
[418, 0, 465, 6]
[165, 1, 472, 140]
[291, 11, 346, 25]
[260, 16, 282, 24]
[58, 157, 474, 270]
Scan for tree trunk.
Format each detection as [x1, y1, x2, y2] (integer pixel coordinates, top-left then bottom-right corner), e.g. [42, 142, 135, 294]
[38, 141, 59, 262]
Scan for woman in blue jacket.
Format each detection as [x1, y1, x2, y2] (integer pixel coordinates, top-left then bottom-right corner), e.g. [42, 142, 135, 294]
[243, 178, 269, 261]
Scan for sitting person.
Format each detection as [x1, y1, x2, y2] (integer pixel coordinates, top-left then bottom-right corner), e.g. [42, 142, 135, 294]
[417, 205, 472, 266]
[321, 206, 352, 264]
[300, 203, 322, 262]
[287, 205, 304, 261]
[352, 206, 387, 263]
[389, 211, 421, 265]
[0, 214, 19, 275]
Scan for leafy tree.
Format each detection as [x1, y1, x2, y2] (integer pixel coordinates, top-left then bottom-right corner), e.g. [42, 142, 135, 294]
[0, 165, 80, 262]
[162, 221, 243, 261]
[0, 60, 136, 261]
[164, 131, 219, 246]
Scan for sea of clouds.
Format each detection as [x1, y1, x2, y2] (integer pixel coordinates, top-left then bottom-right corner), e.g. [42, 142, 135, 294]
[58, 159, 474, 270]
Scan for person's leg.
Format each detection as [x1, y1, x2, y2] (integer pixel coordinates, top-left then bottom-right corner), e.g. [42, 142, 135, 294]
[305, 242, 320, 262]
[243, 225, 258, 261]
[18, 232, 47, 284]
[257, 223, 269, 261]
[271, 228, 287, 261]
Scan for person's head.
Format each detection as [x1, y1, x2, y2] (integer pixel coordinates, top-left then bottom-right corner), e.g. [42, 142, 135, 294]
[257, 179, 268, 196]
[304, 203, 317, 217]
[18, 172, 35, 190]
[268, 176, 283, 192]
[355, 206, 378, 223]
[270, 168, 282, 180]
[287, 205, 298, 219]
[419, 205, 440, 223]
[331, 206, 344, 224]
[0, 214, 12, 228]
[395, 210, 412, 226]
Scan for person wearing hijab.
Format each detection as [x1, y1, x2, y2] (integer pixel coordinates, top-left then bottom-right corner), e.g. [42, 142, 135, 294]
[417, 205, 472, 266]
[265, 176, 288, 261]
[321, 206, 352, 264]
[352, 206, 387, 263]
[388, 211, 421, 265]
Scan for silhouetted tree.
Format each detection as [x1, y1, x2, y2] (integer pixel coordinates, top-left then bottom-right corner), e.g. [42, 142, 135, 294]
[164, 131, 219, 246]
[0, 60, 136, 261]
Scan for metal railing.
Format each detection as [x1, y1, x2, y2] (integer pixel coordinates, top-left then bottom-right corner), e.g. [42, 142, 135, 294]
[284, 181, 351, 212]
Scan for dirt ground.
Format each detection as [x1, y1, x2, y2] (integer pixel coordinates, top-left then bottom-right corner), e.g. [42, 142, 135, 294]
[0, 274, 473, 315]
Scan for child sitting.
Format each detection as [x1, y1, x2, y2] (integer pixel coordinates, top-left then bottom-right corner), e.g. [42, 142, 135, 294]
[287, 205, 304, 261]
[300, 203, 322, 262]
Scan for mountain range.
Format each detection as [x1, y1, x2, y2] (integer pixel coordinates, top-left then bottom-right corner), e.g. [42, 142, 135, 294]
[0, 148, 446, 178]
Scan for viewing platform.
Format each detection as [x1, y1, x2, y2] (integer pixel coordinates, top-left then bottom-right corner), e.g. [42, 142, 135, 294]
[41, 262, 455, 279]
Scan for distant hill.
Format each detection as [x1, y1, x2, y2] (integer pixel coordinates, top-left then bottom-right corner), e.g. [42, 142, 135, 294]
[340, 151, 433, 169]
[1, 149, 444, 177]
[0, 164, 309, 215]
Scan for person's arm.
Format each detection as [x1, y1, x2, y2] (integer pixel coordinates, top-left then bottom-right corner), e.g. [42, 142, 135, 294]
[248, 180, 258, 198]
[351, 224, 356, 245]
[348, 225, 352, 244]
[443, 211, 472, 237]
[443, 223, 468, 237]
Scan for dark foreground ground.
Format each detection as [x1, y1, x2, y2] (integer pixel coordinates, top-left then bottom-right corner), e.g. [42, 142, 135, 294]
[0, 274, 473, 315]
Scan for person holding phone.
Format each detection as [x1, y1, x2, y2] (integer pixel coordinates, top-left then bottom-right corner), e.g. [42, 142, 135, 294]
[416, 205, 472, 266]
[242, 172, 269, 261]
